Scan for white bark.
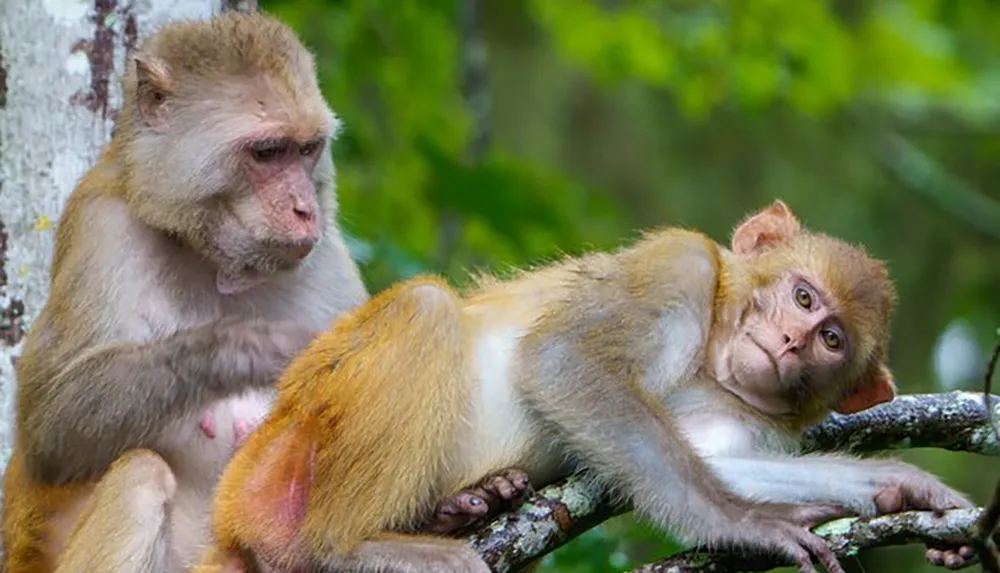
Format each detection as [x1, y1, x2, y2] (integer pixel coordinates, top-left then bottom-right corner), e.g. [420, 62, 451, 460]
[0, 0, 238, 490]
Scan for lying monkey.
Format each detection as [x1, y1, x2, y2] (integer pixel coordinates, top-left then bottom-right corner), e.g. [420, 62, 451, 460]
[195, 200, 973, 572]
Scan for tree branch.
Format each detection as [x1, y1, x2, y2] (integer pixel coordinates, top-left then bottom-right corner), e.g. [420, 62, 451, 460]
[466, 391, 1000, 571]
[469, 475, 619, 572]
[802, 391, 1000, 456]
[631, 509, 983, 573]
[974, 341, 1000, 572]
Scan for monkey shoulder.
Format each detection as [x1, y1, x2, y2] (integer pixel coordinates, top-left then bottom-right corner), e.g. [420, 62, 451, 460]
[567, 230, 720, 330]
[50, 194, 218, 341]
[526, 231, 720, 383]
[626, 229, 722, 306]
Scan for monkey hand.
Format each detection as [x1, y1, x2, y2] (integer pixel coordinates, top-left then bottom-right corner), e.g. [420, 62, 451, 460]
[872, 467, 972, 515]
[422, 468, 532, 535]
[872, 467, 976, 570]
[229, 318, 319, 381]
[270, 321, 321, 359]
[723, 502, 850, 573]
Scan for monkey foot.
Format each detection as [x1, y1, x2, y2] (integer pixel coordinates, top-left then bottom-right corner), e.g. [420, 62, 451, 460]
[874, 483, 979, 570]
[925, 545, 977, 570]
[423, 468, 532, 535]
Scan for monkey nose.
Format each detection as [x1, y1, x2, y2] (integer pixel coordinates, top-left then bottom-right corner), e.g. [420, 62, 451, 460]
[780, 333, 803, 354]
[292, 205, 315, 222]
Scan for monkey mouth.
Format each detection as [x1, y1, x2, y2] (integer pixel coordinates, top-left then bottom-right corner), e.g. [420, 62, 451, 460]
[746, 333, 782, 384]
[262, 240, 315, 269]
[722, 368, 795, 417]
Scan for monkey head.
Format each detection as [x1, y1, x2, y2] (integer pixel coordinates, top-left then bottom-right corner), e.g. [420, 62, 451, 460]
[115, 12, 340, 294]
[713, 201, 898, 425]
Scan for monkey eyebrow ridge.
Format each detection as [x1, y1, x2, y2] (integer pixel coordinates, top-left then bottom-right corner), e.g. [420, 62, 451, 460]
[248, 137, 294, 152]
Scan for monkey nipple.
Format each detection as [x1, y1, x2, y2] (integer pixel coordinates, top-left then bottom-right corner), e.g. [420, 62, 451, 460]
[199, 411, 218, 440]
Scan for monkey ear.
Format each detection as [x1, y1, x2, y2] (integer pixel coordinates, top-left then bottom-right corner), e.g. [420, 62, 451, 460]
[133, 54, 173, 131]
[731, 200, 802, 254]
[833, 362, 897, 414]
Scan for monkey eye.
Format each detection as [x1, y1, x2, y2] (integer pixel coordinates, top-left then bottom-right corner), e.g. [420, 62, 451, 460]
[793, 286, 813, 309]
[299, 140, 322, 157]
[249, 139, 290, 162]
[819, 327, 843, 351]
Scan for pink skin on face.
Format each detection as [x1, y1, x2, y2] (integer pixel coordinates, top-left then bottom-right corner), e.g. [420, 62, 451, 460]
[716, 273, 848, 416]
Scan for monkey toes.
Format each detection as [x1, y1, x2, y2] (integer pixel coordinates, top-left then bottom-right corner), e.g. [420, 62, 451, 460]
[424, 468, 532, 534]
[474, 468, 531, 503]
[926, 546, 977, 570]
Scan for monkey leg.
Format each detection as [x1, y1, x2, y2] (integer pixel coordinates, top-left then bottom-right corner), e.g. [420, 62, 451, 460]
[318, 532, 489, 573]
[210, 278, 480, 570]
[191, 545, 252, 573]
[53, 449, 176, 573]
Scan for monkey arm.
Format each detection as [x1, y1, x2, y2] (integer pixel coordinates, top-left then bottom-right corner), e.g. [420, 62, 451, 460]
[518, 344, 776, 545]
[20, 317, 313, 484]
[705, 454, 973, 518]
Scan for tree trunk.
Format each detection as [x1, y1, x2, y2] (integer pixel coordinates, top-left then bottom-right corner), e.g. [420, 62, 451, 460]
[0, 0, 243, 497]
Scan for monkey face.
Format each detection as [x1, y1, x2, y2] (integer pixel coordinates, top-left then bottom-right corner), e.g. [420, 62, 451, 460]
[719, 272, 852, 417]
[717, 201, 898, 421]
[118, 22, 339, 296]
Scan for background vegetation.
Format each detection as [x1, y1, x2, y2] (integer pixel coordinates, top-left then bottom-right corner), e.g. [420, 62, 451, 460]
[258, 0, 1000, 570]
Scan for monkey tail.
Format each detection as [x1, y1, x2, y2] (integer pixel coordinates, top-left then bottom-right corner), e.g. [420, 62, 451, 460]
[213, 276, 471, 561]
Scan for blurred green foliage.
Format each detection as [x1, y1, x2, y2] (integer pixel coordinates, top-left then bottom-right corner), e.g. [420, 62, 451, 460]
[260, 0, 1000, 571]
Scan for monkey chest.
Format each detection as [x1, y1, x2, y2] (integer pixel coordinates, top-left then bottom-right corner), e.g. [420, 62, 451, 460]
[677, 414, 762, 458]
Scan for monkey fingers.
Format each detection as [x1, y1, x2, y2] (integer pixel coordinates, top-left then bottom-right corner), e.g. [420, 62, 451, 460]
[748, 521, 845, 573]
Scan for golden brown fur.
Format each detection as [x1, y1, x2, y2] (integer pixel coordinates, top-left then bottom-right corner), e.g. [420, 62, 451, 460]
[199, 201, 972, 573]
[205, 278, 478, 570]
